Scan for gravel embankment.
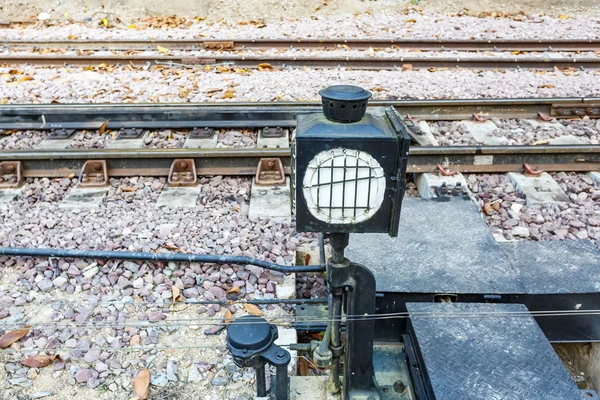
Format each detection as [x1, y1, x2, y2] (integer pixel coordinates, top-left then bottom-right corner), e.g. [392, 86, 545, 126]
[0, 176, 311, 398]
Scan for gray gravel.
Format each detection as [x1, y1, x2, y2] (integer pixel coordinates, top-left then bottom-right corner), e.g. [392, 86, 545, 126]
[0, 175, 304, 398]
[432, 117, 600, 146]
[0, 11, 598, 41]
[0, 131, 49, 149]
[467, 172, 600, 246]
[142, 130, 187, 148]
[2, 66, 599, 105]
[67, 130, 113, 149]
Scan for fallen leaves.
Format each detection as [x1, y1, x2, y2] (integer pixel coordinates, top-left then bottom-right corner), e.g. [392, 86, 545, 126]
[99, 120, 110, 135]
[220, 90, 236, 99]
[21, 354, 61, 368]
[482, 201, 501, 216]
[258, 63, 273, 71]
[130, 335, 141, 346]
[244, 304, 263, 317]
[223, 309, 234, 324]
[558, 14, 570, 20]
[538, 84, 555, 89]
[0, 327, 30, 348]
[157, 45, 169, 54]
[134, 369, 150, 400]
[172, 286, 182, 303]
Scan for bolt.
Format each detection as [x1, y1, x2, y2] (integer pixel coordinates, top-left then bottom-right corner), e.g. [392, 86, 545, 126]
[93, 163, 101, 171]
[242, 349, 248, 354]
[276, 351, 286, 359]
[393, 380, 406, 394]
[266, 161, 275, 169]
[179, 161, 188, 169]
[7, 165, 15, 173]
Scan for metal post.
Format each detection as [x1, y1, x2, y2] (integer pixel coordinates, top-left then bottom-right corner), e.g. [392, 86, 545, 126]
[255, 365, 267, 397]
[344, 262, 379, 400]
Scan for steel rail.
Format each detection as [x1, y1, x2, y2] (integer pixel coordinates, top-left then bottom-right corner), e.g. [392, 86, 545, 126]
[2, 54, 599, 69]
[3, 38, 600, 52]
[0, 145, 597, 177]
[0, 98, 598, 131]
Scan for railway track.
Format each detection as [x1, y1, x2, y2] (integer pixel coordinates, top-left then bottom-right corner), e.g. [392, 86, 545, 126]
[1, 53, 599, 70]
[1, 39, 599, 69]
[3, 38, 600, 52]
[0, 98, 598, 178]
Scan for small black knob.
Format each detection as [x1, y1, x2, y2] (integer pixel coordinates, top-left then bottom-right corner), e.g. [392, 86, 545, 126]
[319, 85, 372, 123]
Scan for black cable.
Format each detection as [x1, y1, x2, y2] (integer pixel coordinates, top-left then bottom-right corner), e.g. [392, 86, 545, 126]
[0, 247, 326, 273]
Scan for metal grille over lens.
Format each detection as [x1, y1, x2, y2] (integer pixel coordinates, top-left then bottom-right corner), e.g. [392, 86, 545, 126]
[302, 148, 386, 224]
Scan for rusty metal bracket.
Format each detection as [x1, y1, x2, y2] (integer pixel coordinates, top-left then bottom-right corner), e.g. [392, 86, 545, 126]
[168, 159, 197, 187]
[48, 128, 76, 140]
[0, 161, 23, 188]
[116, 128, 145, 140]
[255, 158, 285, 186]
[79, 160, 108, 187]
[261, 127, 285, 138]
[551, 104, 600, 118]
[523, 163, 544, 176]
[202, 41, 235, 50]
[437, 164, 457, 176]
[189, 127, 215, 139]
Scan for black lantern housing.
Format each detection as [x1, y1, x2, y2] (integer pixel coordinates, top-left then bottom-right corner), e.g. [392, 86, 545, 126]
[292, 85, 410, 237]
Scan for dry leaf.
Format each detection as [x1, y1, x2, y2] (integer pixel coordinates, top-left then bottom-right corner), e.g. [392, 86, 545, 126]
[258, 63, 273, 70]
[558, 14, 570, 20]
[482, 202, 494, 216]
[99, 120, 110, 134]
[128, 24, 138, 29]
[157, 45, 169, 54]
[341, 44, 351, 50]
[0, 327, 30, 348]
[172, 286, 182, 303]
[221, 90, 235, 99]
[538, 84, 555, 89]
[223, 309, 233, 324]
[130, 335, 140, 346]
[304, 253, 311, 265]
[244, 304, 263, 317]
[228, 286, 241, 293]
[101, 18, 108, 26]
[121, 187, 138, 192]
[21, 354, 61, 368]
[406, 19, 417, 23]
[19, 76, 34, 82]
[134, 369, 150, 400]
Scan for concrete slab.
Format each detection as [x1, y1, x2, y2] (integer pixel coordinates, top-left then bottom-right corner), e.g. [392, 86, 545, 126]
[183, 135, 218, 149]
[290, 376, 338, 400]
[248, 177, 291, 221]
[548, 135, 583, 145]
[416, 172, 470, 199]
[275, 328, 298, 375]
[36, 138, 76, 150]
[0, 187, 24, 209]
[411, 121, 439, 147]
[256, 129, 290, 149]
[59, 186, 109, 209]
[276, 274, 296, 300]
[346, 198, 523, 294]
[508, 172, 570, 206]
[460, 120, 508, 146]
[590, 172, 600, 185]
[107, 133, 147, 149]
[155, 186, 201, 208]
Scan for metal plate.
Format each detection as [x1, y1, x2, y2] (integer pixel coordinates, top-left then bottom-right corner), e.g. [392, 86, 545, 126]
[373, 343, 415, 400]
[406, 302, 582, 400]
[346, 198, 523, 294]
[500, 240, 600, 294]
